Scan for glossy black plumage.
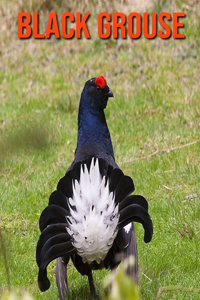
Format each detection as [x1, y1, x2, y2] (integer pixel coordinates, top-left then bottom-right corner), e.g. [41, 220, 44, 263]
[36, 77, 153, 298]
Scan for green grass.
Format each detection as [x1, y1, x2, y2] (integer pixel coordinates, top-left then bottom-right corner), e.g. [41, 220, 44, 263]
[0, 0, 200, 299]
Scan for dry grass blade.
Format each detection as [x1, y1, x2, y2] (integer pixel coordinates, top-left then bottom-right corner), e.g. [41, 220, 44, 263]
[156, 285, 200, 299]
[121, 140, 199, 164]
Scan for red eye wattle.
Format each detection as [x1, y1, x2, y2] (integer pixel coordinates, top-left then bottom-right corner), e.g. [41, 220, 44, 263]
[95, 75, 107, 89]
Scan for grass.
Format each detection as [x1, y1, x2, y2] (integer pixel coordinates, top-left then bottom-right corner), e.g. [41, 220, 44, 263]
[0, 0, 200, 299]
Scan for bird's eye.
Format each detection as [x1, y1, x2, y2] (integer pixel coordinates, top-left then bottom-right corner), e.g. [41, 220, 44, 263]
[96, 86, 101, 92]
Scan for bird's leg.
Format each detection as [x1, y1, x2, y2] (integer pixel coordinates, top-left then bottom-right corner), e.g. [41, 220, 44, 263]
[56, 257, 70, 299]
[126, 229, 138, 284]
[87, 270, 98, 297]
[63, 261, 70, 299]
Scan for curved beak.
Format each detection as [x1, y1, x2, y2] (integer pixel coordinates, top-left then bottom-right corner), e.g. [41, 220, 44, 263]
[107, 89, 114, 98]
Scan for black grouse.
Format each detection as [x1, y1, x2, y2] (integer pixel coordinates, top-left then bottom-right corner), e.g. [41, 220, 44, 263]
[36, 76, 153, 299]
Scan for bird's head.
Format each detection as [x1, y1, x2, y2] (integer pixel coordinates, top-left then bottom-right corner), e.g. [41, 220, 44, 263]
[81, 76, 114, 110]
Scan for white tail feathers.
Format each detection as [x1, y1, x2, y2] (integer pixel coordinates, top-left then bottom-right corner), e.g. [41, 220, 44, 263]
[66, 158, 119, 264]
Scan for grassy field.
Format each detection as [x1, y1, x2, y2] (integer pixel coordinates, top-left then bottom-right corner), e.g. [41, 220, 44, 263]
[0, 0, 200, 299]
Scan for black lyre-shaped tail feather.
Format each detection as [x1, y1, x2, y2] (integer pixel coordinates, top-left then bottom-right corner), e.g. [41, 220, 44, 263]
[109, 168, 135, 203]
[36, 223, 75, 292]
[39, 205, 70, 232]
[118, 195, 153, 243]
[107, 166, 153, 243]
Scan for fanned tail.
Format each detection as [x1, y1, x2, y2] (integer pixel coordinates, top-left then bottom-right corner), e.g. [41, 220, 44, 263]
[36, 157, 153, 295]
